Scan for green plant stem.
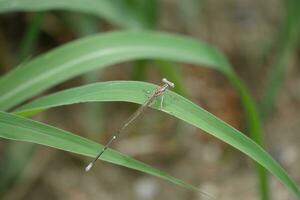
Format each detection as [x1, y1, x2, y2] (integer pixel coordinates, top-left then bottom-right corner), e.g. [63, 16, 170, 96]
[259, 0, 300, 120]
[260, 50, 289, 120]
[228, 72, 268, 200]
[18, 12, 45, 61]
[251, 0, 300, 198]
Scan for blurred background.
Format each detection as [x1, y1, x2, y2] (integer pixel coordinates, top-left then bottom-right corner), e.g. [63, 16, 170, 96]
[0, 0, 300, 199]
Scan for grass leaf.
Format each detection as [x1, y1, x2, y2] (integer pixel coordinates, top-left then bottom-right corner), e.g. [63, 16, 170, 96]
[259, 0, 300, 120]
[0, 0, 144, 28]
[0, 110, 209, 195]
[0, 31, 268, 197]
[0, 31, 231, 111]
[14, 81, 300, 199]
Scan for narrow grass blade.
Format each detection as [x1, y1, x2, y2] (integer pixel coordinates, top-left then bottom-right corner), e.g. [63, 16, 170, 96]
[0, 31, 266, 198]
[14, 81, 300, 199]
[2, 10, 45, 189]
[259, 0, 300, 120]
[0, 31, 231, 111]
[0, 0, 144, 28]
[18, 12, 45, 61]
[0, 111, 205, 194]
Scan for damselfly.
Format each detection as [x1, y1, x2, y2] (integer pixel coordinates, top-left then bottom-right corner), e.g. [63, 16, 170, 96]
[85, 78, 175, 171]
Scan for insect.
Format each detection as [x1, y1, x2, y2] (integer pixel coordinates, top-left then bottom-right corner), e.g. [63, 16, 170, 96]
[85, 78, 175, 172]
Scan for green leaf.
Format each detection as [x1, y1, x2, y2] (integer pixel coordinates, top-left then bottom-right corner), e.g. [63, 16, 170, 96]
[0, 30, 266, 198]
[0, 31, 231, 111]
[0, 0, 143, 28]
[14, 81, 300, 199]
[0, 110, 210, 195]
[259, 0, 300, 120]
[18, 12, 45, 61]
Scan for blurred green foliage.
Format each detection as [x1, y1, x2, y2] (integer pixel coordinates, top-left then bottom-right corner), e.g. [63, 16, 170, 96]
[0, 1, 300, 199]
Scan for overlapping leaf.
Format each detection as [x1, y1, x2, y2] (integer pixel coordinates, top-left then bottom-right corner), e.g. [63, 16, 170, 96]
[14, 81, 300, 198]
[0, 110, 208, 195]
